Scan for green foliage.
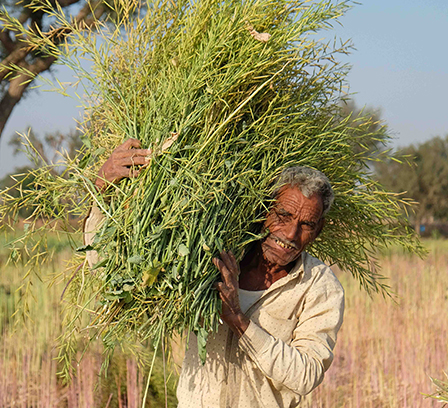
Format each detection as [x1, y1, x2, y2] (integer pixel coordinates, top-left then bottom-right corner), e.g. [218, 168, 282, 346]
[8, 127, 84, 168]
[426, 374, 448, 404]
[338, 99, 387, 160]
[0, 0, 424, 378]
[375, 135, 448, 225]
[0, 165, 36, 218]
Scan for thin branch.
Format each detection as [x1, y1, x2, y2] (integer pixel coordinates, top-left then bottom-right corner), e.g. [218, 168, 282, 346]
[0, 0, 108, 138]
[51, 0, 82, 8]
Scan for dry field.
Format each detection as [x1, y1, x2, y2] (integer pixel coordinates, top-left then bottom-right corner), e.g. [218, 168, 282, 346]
[0, 235, 446, 407]
[0, 234, 177, 408]
[304, 240, 448, 407]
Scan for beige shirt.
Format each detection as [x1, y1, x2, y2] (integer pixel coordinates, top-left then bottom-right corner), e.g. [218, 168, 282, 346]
[177, 253, 344, 408]
[84, 208, 345, 408]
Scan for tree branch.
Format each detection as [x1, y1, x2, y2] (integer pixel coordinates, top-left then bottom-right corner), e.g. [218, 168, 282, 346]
[0, 44, 29, 82]
[52, 0, 82, 8]
[0, 31, 16, 53]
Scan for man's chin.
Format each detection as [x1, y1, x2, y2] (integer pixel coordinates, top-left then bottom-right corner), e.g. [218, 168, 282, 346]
[263, 248, 301, 267]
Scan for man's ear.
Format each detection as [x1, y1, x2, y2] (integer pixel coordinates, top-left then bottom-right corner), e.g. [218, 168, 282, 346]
[315, 217, 326, 238]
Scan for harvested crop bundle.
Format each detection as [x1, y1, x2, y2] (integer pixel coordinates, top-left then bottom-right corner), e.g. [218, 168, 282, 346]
[0, 0, 422, 369]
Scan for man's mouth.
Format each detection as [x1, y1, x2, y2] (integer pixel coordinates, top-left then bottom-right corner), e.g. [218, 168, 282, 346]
[273, 237, 296, 250]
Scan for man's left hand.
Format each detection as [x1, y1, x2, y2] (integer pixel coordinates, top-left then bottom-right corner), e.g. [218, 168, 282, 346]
[213, 251, 250, 338]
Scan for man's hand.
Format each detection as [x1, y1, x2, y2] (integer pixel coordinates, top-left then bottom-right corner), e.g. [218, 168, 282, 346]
[213, 251, 250, 338]
[95, 138, 152, 191]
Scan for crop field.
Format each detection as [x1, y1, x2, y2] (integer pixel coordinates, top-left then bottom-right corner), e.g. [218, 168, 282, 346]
[0, 233, 446, 407]
[0, 232, 177, 408]
[304, 240, 448, 408]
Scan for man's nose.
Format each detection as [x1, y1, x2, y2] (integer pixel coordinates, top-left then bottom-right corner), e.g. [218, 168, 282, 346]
[283, 221, 301, 243]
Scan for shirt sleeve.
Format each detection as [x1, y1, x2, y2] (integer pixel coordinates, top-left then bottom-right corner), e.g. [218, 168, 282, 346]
[238, 275, 344, 396]
[83, 204, 105, 268]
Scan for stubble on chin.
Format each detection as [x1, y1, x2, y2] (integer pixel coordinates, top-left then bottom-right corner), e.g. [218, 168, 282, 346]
[261, 238, 299, 266]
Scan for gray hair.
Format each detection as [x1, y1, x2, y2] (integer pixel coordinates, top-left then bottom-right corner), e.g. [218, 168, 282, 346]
[273, 167, 334, 216]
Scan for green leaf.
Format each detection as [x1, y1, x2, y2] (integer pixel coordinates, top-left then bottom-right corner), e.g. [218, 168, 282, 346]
[78, 152, 91, 169]
[92, 258, 109, 270]
[76, 244, 94, 252]
[178, 244, 190, 257]
[128, 255, 145, 264]
[94, 147, 106, 156]
[104, 293, 122, 301]
[142, 264, 163, 288]
[214, 238, 223, 253]
[197, 327, 208, 365]
[123, 291, 133, 303]
[122, 283, 134, 292]
[81, 135, 91, 149]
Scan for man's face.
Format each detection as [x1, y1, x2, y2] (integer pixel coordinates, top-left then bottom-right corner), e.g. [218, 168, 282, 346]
[261, 185, 325, 266]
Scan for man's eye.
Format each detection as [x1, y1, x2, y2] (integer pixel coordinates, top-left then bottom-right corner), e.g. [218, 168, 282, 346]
[303, 223, 316, 231]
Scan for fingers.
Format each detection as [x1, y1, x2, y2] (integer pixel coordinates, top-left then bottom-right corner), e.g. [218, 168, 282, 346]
[117, 156, 148, 166]
[213, 254, 238, 288]
[214, 281, 226, 292]
[114, 149, 151, 159]
[119, 167, 140, 179]
[213, 257, 229, 285]
[219, 251, 240, 279]
[228, 251, 238, 270]
[119, 138, 141, 150]
[213, 282, 231, 307]
[219, 252, 233, 283]
[118, 167, 141, 179]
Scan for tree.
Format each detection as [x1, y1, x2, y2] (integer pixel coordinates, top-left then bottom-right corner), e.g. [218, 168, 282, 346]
[0, 0, 110, 139]
[375, 135, 448, 232]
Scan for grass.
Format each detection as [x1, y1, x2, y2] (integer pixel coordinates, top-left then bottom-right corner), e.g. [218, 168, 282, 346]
[0, 232, 177, 408]
[302, 239, 448, 407]
[0, 0, 424, 369]
[1, 232, 446, 407]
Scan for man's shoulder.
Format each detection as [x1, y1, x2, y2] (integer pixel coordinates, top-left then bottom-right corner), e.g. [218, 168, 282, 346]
[301, 252, 344, 295]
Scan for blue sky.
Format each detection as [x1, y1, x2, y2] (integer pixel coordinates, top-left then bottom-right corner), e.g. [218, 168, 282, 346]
[1, 0, 447, 177]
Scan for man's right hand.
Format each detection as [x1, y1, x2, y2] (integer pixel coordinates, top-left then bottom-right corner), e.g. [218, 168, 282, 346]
[94, 138, 151, 191]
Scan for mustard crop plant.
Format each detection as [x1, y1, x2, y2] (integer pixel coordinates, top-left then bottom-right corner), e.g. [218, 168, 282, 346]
[0, 0, 424, 377]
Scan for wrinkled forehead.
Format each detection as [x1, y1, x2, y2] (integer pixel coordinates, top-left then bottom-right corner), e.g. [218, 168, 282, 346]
[273, 185, 324, 217]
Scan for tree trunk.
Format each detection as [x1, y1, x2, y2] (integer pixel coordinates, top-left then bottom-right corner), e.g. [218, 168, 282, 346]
[0, 56, 56, 137]
[0, 77, 28, 137]
[0, 0, 107, 141]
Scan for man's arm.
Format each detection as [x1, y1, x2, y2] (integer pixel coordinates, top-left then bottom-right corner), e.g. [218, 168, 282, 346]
[238, 277, 344, 395]
[83, 138, 151, 266]
[213, 251, 250, 336]
[83, 136, 177, 265]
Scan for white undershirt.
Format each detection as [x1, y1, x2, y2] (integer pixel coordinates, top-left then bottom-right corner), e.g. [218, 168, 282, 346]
[238, 288, 267, 313]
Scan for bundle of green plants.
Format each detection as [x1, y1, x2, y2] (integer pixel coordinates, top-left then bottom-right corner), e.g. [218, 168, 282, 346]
[0, 0, 423, 373]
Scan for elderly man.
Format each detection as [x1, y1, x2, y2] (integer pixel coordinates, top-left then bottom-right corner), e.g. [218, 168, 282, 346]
[86, 139, 344, 408]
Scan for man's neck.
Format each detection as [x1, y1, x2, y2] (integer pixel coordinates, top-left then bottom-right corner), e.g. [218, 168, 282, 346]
[239, 242, 298, 291]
